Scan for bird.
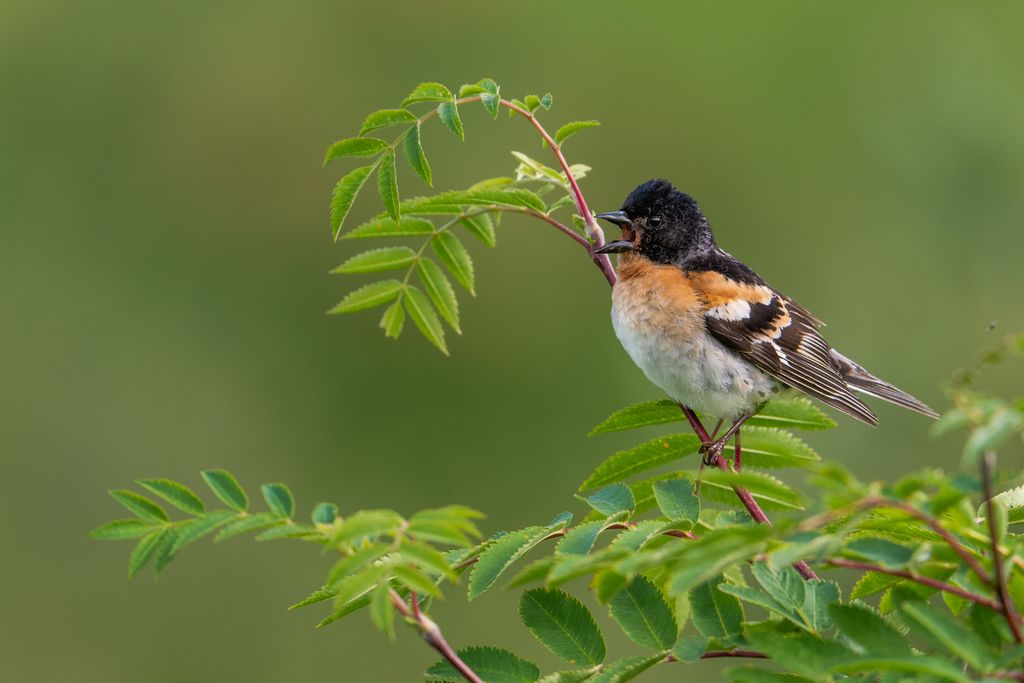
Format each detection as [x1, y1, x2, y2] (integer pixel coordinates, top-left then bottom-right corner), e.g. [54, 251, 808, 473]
[594, 179, 937, 465]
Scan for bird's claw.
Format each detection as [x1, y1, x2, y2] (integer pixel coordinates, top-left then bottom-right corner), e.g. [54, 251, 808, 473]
[699, 440, 724, 467]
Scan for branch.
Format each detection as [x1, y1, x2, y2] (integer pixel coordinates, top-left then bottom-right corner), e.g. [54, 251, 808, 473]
[982, 451, 1024, 643]
[826, 558, 1006, 615]
[390, 589, 483, 683]
[679, 404, 819, 580]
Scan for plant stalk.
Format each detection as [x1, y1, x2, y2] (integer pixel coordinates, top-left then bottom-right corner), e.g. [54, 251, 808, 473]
[390, 589, 483, 683]
[981, 451, 1024, 643]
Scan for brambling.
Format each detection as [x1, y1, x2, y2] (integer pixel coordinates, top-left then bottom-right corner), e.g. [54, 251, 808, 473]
[595, 179, 937, 465]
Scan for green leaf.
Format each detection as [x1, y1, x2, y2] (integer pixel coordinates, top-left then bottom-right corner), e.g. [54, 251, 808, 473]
[401, 82, 453, 106]
[751, 562, 806, 612]
[379, 300, 405, 339]
[432, 231, 474, 294]
[323, 137, 389, 164]
[404, 285, 448, 355]
[403, 122, 432, 186]
[519, 588, 606, 665]
[359, 108, 417, 136]
[588, 655, 662, 683]
[699, 470, 804, 510]
[672, 635, 706, 663]
[136, 479, 205, 515]
[608, 576, 677, 650]
[588, 400, 681, 435]
[469, 526, 554, 600]
[128, 528, 168, 578]
[721, 426, 820, 469]
[652, 479, 699, 522]
[399, 542, 454, 579]
[801, 580, 840, 633]
[398, 188, 545, 214]
[460, 213, 496, 247]
[850, 570, 905, 599]
[579, 434, 701, 491]
[689, 577, 743, 640]
[330, 164, 374, 239]
[723, 668, 815, 683]
[326, 542, 391, 587]
[898, 600, 993, 672]
[657, 525, 771, 594]
[342, 216, 435, 239]
[254, 523, 316, 541]
[523, 94, 543, 113]
[609, 520, 669, 552]
[507, 557, 556, 589]
[109, 489, 168, 522]
[377, 150, 399, 222]
[90, 518, 158, 540]
[583, 483, 635, 517]
[842, 537, 914, 569]
[752, 397, 836, 430]
[554, 120, 601, 146]
[417, 258, 460, 333]
[169, 509, 236, 554]
[311, 502, 338, 525]
[392, 564, 440, 597]
[437, 101, 464, 140]
[717, 584, 792, 624]
[260, 483, 294, 518]
[540, 93, 553, 109]
[331, 246, 416, 274]
[556, 520, 608, 556]
[332, 565, 388, 611]
[832, 656, 970, 682]
[829, 602, 911, 657]
[537, 670, 599, 683]
[369, 583, 395, 640]
[964, 407, 1021, 465]
[328, 279, 403, 314]
[480, 91, 500, 119]
[214, 512, 280, 541]
[333, 509, 404, 545]
[200, 469, 248, 512]
[425, 646, 539, 683]
[744, 624, 853, 679]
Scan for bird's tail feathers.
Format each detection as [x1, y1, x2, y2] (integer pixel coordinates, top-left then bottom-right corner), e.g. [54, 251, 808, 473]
[830, 350, 939, 419]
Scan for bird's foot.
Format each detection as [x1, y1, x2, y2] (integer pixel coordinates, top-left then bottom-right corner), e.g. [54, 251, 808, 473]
[699, 439, 725, 467]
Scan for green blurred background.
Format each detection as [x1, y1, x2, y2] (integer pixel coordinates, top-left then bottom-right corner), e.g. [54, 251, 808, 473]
[2, 1, 1023, 680]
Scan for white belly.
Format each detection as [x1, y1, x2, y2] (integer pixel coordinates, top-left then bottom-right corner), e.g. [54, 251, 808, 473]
[611, 287, 776, 420]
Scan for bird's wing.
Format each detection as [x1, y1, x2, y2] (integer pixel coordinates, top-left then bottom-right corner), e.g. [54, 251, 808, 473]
[688, 269, 878, 425]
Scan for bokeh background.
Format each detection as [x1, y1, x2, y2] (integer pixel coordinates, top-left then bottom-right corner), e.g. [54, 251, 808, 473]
[3, 1, 1023, 681]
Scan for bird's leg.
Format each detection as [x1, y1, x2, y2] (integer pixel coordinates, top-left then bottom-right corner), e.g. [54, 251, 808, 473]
[734, 427, 742, 471]
[699, 414, 751, 467]
[694, 419, 724, 493]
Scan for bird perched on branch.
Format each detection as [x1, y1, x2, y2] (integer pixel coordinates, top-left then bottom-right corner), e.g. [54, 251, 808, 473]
[595, 179, 937, 465]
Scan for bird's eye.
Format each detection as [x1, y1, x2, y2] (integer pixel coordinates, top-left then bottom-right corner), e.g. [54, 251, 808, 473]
[649, 216, 662, 227]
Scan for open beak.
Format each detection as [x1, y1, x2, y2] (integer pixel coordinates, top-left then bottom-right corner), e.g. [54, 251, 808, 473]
[594, 211, 637, 254]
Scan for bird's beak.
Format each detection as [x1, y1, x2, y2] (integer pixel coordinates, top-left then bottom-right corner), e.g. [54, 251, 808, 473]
[594, 211, 637, 254]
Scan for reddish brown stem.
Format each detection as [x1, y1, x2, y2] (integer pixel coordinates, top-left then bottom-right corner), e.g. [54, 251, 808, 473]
[389, 590, 483, 683]
[826, 558, 1006, 615]
[982, 451, 1024, 643]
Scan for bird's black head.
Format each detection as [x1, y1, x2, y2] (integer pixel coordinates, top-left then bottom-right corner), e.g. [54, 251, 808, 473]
[595, 179, 715, 264]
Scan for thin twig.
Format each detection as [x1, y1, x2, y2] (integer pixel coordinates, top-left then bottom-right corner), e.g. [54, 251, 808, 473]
[389, 589, 483, 683]
[826, 558, 1006, 615]
[982, 451, 1024, 643]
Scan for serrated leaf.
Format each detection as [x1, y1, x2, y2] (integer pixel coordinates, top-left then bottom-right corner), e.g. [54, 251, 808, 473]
[377, 150, 399, 222]
[402, 82, 453, 106]
[582, 483, 635, 517]
[519, 589, 606, 665]
[652, 479, 699, 522]
[331, 246, 416, 275]
[200, 469, 248, 512]
[523, 94, 542, 113]
[326, 542, 391, 587]
[333, 509, 404, 545]
[399, 542, 453, 579]
[850, 570, 905, 599]
[403, 122, 432, 186]
[588, 397, 834, 435]
[399, 188, 545, 214]
[323, 137, 389, 164]
[404, 285, 448, 354]
[744, 624, 854, 679]
[721, 426, 820, 469]
[801, 580, 840, 633]
[699, 470, 804, 510]
[330, 164, 374, 239]
[328, 279, 403, 314]
[830, 602, 911, 656]
[359, 108, 417, 136]
[751, 562, 805, 612]
[417, 258, 459, 333]
[554, 120, 600, 145]
[537, 670, 598, 683]
[332, 565, 389, 612]
[608, 576, 677, 650]
[437, 101, 464, 140]
[589, 655, 662, 683]
[832, 656, 970, 682]
[392, 564, 440, 597]
[964, 407, 1021, 466]
[469, 526, 552, 600]
[556, 520, 607, 556]
[480, 91, 500, 119]
[379, 299, 405, 339]
[460, 213, 496, 247]
[136, 478, 204, 515]
[588, 400, 681, 435]
[109, 489, 168, 522]
[214, 513, 280, 542]
[169, 509, 236, 554]
[723, 669, 815, 683]
[658, 526, 771, 594]
[842, 537, 914, 569]
[689, 577, 743, 640]
[260, 483, 293, 518]
[311, 502, 338, 525]
[255, 523, 317, 541]
[425, 646, 539, 683]
[369, 582, 395, 640]
[432, 231, 474, 294]
[539, 93, 553, 109]
[342, 216, 435, 239]
[128, 528, 168, 578]
[898, 600, 993, 672]
[579, 434, 701, 491]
